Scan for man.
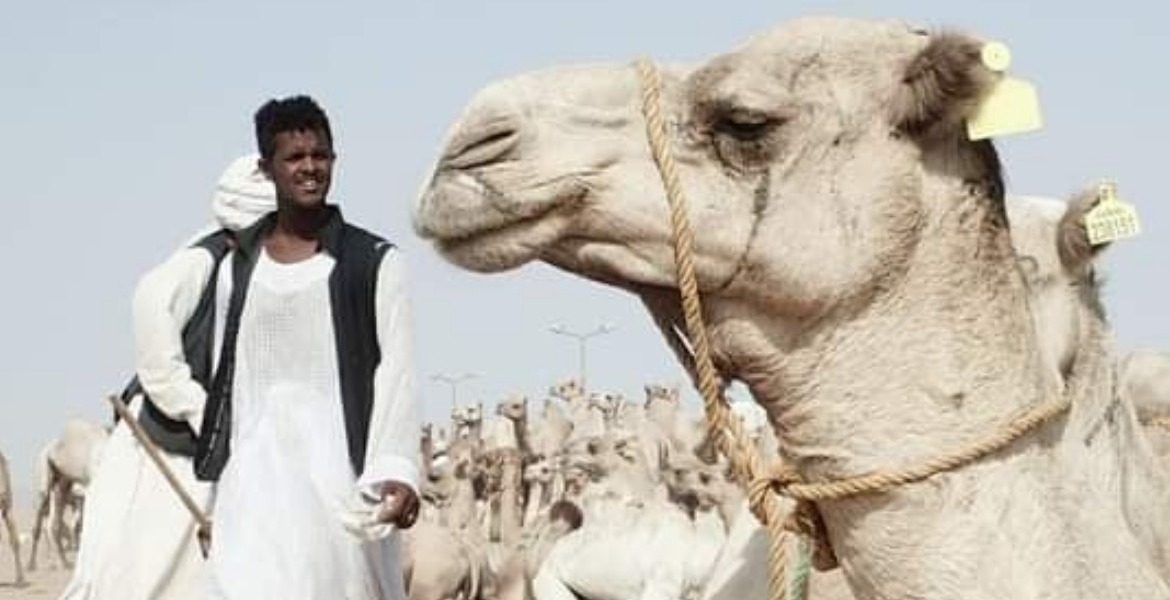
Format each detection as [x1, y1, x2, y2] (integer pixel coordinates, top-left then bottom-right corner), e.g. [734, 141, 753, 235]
[195, 95, 420, 600]
[59, 155, 276, 600]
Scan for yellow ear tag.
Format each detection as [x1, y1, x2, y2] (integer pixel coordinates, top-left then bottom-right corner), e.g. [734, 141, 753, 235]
[966, 42, 1044, 140]
[1081, 180, 1137, 243]
[1085, 181, 1141, 245]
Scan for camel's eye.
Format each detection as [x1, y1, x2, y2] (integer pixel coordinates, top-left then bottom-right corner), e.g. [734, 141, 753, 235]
[706, 105, 784, 172]
[714, 110, 776, 142]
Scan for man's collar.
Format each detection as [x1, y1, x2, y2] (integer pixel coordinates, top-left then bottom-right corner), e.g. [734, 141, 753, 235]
[235, 204, 347, 258]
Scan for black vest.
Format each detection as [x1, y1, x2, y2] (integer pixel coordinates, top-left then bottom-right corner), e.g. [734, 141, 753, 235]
[194, 206, 393, 482]
[118, 230, 234, 457]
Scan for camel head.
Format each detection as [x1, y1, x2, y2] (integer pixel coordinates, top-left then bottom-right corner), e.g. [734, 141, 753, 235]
[523, 457, 556, 486]
[415, 17, 1006, 314]
[644, 383, 681, 410]
[548, 379, 584, 403]
[415, 17, 1062, 483]
[451, 403, 484, 432]
[664, 456, 727, 517]
[495, 394, 529, 422]
[587, 391, 626, 425]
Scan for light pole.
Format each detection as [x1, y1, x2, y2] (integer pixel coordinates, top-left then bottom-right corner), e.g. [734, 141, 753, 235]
[431, 372, 480, 411]
[548, 323, 616, 393]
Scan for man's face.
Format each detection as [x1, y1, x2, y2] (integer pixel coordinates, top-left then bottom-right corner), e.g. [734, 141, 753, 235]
[262, 128, 334, 208]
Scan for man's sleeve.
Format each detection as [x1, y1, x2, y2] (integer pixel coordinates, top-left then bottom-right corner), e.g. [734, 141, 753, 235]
[132, 246, 216, 432]
[357, 248, 422, 495]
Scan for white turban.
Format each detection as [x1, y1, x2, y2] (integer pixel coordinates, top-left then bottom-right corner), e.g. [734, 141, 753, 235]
[212, 153, 276, 231]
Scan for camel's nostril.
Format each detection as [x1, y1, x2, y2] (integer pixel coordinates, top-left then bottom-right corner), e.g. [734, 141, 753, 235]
[444, 120, 521, 170]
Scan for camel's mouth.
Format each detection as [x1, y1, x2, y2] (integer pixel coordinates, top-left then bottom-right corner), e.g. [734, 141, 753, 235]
[415, 171, 576, 272]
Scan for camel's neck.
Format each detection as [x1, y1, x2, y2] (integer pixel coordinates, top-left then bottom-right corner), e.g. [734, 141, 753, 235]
[420, 439, 435, 481]
[447, 475, 478, 531]
[510, 416, 533, 458]
[522, 479, 545, 528]
[721, 195, 1052, 479]
[498, 456, 524, 545]
[708, 195, 1170, 597]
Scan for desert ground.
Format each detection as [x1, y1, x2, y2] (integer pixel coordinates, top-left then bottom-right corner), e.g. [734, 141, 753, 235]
[0, 511, 69, 600]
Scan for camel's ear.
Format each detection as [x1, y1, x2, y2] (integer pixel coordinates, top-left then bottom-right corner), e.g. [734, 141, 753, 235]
[893, 32, 999, 138]
[1058, 189, 1111, 276]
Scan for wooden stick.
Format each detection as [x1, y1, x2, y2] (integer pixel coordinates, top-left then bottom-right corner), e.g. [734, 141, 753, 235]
[105, 395, 213, 553]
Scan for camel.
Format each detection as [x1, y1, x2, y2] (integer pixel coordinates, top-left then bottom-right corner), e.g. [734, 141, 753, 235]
[642, 384, 705, 460]
[522, 457, 556, 528]
[538, 398, 573, 456]
[413, 17, 1170, 599]
[532, 453, 730, 600]
[28, 418, 109, 571]
[0, 450, 25, 587]
[587, 392, 627, 431]
[496, 395, 536, 461]
[452, 404, 486, 445]
[549, 380, 605, 443]
[406, 429, 491, 600]
[403, 519, 486, 600]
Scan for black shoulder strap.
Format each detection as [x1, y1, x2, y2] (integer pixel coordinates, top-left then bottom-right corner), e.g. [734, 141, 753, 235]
[118, 229, 234, 457]
[331, 224, 394, 476]
[195, 217, 272, 480]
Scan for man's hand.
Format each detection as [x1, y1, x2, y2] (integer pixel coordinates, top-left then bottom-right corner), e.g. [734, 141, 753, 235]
[375, 481, 419, 529]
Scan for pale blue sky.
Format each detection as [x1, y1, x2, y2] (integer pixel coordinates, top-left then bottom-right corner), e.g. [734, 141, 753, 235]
[3, 0, 1166, 504]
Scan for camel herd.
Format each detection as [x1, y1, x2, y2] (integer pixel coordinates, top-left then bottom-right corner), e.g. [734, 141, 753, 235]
[405, 380, 753, 600]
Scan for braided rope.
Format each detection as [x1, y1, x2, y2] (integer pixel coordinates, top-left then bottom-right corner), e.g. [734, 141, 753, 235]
[635, 57, 797, 600]
[633, 57, 1072, 600]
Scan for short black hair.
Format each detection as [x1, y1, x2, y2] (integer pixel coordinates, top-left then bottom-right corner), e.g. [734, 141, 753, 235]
[253, 95, 333, 160]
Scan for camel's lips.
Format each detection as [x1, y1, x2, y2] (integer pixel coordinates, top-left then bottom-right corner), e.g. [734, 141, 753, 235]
[415, 172, 562, 243]
[414, 172, 572, 271]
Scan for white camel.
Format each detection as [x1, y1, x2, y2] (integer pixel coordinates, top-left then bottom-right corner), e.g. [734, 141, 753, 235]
[532, 452, 730, 600]
[414, 17, 1170, 599]
[28, 418, 109, 571]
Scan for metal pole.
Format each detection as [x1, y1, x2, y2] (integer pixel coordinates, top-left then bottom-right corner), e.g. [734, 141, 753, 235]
[579, 337, 587, 392]
[431, 372, 480, 411]
[549, 324, 616, 395]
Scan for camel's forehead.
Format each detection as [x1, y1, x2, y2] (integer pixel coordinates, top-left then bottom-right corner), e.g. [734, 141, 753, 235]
[739, 17, 926, 66]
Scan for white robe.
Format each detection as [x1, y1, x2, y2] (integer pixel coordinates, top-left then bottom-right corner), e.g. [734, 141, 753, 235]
[60, 247, 217, 600]
[206, 246, 418, 600]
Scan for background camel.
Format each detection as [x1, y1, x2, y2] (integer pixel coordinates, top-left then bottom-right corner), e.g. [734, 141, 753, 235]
[27, 419, 108, 572]
[0, 449, 26, 587]
[414, 17, 1170, 599]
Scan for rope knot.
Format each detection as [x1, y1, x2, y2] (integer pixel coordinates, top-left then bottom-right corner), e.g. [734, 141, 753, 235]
[746, 464, 802, 525]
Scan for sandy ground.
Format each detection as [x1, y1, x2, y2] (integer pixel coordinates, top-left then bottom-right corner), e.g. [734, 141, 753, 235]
[0, 511, 70, 600]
